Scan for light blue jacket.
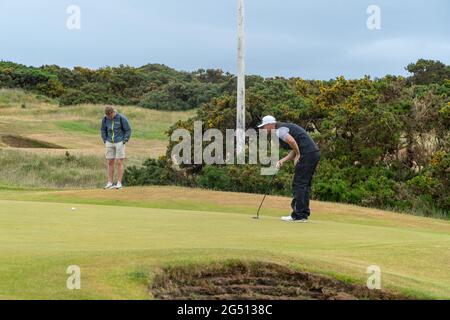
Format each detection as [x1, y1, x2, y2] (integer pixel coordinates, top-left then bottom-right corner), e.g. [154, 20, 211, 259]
[101, 113, 132, 144]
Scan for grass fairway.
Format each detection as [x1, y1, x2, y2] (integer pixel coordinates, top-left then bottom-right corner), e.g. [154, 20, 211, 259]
[0, 187, 449, 300]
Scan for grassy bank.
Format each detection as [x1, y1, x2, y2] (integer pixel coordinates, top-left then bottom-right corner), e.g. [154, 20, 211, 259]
[0, 149, 105, 189]
[0, 89, 194, 189]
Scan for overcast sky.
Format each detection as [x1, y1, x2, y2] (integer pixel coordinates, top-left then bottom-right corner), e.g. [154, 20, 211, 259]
[0, 0, 449, 79]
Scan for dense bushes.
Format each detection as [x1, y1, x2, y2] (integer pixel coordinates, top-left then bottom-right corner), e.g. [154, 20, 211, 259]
[124, 158, 197, 188]
[408, 151, 450, 212]
[312, 161, 402, 208]
[124, 159, 176, 186]
[138, 81, 223, 111]
[125, 60, 449, 218]
[0, 61, 233, 110]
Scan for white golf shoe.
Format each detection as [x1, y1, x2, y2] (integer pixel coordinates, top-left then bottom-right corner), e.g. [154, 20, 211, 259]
[104, 182, 114, 189]
[113, 182, 123, 190]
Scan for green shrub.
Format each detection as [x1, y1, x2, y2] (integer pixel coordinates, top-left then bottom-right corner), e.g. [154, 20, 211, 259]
[197, 166, 231, 190]
[0, 61, 233, 110]
[123, 159, 172, 186]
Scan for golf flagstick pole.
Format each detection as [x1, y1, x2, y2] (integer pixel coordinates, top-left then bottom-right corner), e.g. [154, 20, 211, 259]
[236, 0, 245, 161]
[254, 174, 277, 220]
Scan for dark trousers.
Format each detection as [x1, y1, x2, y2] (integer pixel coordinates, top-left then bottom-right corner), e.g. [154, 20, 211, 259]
[291, 151, 320, 220]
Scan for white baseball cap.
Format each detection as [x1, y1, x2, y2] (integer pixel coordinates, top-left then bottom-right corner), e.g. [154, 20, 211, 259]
[257, 115, 277, 128]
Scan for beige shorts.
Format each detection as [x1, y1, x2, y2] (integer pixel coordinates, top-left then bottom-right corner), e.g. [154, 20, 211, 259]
[106, 141, 126, 160]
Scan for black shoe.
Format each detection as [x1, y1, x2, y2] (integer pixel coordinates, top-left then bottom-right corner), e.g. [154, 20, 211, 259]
[290, 214, 309, 223]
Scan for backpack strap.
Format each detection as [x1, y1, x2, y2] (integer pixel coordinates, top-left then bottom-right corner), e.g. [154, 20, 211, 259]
[119, 114, 124, 130]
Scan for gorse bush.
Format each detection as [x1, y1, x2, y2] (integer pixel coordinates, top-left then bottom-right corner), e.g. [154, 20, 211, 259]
[0, 61, 233, 110]
[124, 159, 174, 186]
[125, 60, 449, 219]
[124, 158, 196, 188]
[408, 151, 450, 212]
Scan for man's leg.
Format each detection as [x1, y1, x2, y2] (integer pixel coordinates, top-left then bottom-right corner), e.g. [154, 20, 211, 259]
[303, 187, 312, 218]
[105, 142, 116, 186]
[117, 159, 124, 184]
[108, 159, 115, 183]
[115, 142, 126, 185]
[292, 170, 310, 220]
[292, 153, 319, 220]
[304, 155, 320, 218]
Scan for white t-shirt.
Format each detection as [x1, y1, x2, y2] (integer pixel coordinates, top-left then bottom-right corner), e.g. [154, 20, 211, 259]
[276, 127, 290, 142]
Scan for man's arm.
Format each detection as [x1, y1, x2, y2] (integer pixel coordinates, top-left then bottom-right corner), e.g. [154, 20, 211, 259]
[285, 134, 301, 165]
[121, 115, 132, 144]
[286, 134, 300, 155]
[280, 151, 295, 163]
[277, 135, 302, 168]
[101, 118, 107, 143]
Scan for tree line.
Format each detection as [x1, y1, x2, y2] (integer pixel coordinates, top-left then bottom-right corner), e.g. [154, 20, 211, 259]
[0, 61, 233, 110]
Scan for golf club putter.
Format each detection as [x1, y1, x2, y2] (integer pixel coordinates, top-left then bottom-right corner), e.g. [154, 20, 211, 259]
[254, 173, 277, 220]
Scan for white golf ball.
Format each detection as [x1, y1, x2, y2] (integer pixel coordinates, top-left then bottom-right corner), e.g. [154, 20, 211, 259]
[71, 207, 76, 211]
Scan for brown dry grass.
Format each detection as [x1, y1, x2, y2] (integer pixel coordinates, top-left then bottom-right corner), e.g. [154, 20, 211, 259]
[0, 89, 194, 162]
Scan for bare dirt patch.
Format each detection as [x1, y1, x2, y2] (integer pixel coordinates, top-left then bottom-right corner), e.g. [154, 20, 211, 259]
[151, 261, 409, 300]
[1, 135, 65, 149]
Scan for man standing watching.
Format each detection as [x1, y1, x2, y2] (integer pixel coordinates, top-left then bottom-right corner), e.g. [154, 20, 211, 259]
[101, 106, 132, 190]
[258, 116, 320, 223]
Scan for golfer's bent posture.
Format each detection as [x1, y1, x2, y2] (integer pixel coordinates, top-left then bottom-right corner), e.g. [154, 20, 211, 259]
[258, 116, 320, 223]
[101, 106, 132, 190]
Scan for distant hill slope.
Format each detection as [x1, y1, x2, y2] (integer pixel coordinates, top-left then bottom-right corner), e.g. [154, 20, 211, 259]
[0, 89, 194, 188]
[0, 61, 234, 110]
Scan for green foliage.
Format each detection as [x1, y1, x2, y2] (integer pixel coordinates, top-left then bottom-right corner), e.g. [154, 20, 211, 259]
[0, 61, 233, 110]
[406, 59, 450, 85]
[139, 80, 224, 111]
[407, 151, 450, 213]
[124, 159, 172, 186]
[197, 166, 233, 191]
[59, 89, 90, 106]
[144, 59, 449, 218]
[197, 165, 283, 194]
[123, 158, 195, 187]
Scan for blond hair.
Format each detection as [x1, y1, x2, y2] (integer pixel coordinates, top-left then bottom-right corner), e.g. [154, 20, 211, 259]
[105, 106, 115, 115]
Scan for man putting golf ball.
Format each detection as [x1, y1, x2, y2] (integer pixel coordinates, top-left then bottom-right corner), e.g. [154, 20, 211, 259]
[258, 116, 320, 223]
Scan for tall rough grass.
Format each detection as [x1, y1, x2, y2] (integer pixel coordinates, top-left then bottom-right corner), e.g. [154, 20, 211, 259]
[0, 149, 106, 189]
[0, 88, 56, 109]
[0, 88, 195, 190]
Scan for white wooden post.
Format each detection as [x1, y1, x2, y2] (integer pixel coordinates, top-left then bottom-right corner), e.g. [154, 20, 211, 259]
[236, 0, 246, 162]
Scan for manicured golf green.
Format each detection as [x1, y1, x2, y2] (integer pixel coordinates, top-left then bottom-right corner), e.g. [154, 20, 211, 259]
[0, 187, 449, 300]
